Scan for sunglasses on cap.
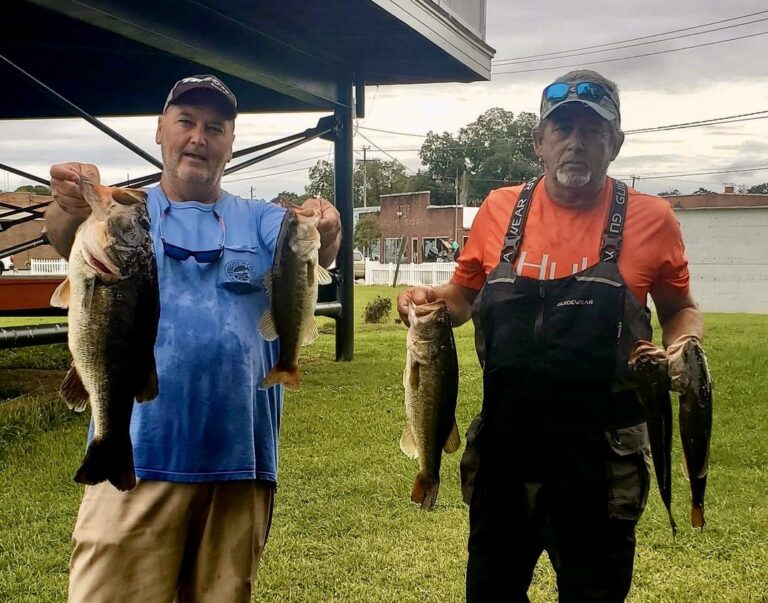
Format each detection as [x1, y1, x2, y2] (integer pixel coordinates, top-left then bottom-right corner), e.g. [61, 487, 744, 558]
[159, 204, 226, 263]
[543, 81, 608, 103]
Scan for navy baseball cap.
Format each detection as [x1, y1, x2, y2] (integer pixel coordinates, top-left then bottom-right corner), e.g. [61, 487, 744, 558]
[163, 75, 237, 118]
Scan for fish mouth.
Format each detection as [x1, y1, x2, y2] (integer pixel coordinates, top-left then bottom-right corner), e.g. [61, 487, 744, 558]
[82, 247, 121, 279]
[80, 220, 123, 280]
[411, 300, 448, 316]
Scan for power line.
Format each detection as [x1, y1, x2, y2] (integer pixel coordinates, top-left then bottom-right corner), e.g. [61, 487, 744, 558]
[222, 164, 314, 184]
[492, 30, 768, 76]
[493, 17, 768, 66]
[358, 125, 428, 138]
[356, 131, 417, 174]
[624, 110, 768, 134]
[634, 164, 768, 181]
[492, 9, 768, 63]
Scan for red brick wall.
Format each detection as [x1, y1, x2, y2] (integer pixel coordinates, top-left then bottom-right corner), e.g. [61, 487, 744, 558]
[377, 192, 467, 263]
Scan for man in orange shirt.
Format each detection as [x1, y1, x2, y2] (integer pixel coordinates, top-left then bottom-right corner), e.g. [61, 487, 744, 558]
[397, 69, 703, 602]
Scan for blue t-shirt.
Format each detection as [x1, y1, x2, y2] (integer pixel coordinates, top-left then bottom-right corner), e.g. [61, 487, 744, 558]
[118, 186, 287, 483]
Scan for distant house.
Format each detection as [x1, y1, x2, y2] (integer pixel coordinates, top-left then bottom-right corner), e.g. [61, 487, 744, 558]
[376, 191, 468, 264]
[661, 187, 768, 313]
[0, 192, 60, 268]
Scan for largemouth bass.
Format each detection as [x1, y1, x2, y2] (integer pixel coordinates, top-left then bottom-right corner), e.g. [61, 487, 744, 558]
[401, 301, 460, 510]
[259, 206, 331, 389]
[669, 337, 713, 529]
[51, 178, 159, 491]
[629, 340, 676, 534]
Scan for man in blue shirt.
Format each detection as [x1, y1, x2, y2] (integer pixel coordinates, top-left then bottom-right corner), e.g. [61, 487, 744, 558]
[46, 75, 341, 602]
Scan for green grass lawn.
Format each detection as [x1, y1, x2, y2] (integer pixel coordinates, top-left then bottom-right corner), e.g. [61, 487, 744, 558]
[1, 286, 767, 602]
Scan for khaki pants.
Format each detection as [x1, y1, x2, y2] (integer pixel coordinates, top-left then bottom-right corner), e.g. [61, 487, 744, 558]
[68, 479, 275, 603]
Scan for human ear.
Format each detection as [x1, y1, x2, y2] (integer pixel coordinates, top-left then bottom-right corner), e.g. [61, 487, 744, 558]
[532, 127, 542, 158]
[155, 116, 163, 145]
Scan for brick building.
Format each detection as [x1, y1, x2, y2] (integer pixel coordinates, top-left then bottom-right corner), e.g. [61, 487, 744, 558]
[0, 192, 59, 270]
[376, 191, 467, 263]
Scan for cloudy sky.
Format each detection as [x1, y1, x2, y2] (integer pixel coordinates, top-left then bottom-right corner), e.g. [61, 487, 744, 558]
[2, 0, 767, 200]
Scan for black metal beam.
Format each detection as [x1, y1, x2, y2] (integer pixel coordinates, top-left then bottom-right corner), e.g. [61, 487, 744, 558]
[0, 323, 67, 349]
[334, 81, 354, 361]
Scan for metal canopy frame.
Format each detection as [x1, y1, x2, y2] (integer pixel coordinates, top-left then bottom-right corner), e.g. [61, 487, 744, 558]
[1, 0, 493, 358]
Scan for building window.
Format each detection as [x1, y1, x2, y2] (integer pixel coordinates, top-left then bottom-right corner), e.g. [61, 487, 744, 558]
[370, 240, 381, 262]
[422, 237, 452, 262]
[384, 238, 401, 263]
[411, 239, 419, 263]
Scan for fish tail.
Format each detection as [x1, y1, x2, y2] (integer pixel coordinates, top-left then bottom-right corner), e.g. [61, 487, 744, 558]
[411, 471, 440, 511]
[666, 507, 678, 538]
[74, 436, 136, 492]
[262, 365, 300, 390]
[691, 504, 705, 530]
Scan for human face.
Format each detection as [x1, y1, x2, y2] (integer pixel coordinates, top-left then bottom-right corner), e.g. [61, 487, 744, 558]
[533, 104, 623, 197]
[156, 102, 235, 203]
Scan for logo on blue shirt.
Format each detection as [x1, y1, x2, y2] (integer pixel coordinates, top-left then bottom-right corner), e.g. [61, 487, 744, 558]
[225, 260, 253, 283]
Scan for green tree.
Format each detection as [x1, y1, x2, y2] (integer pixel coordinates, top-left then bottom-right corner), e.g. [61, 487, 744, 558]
[692, 187, 714, 194]
[418, 108, 540, 202]
[353, 215, 381, 256]
[354, 158, 409, 206]
[658, 188, 681, 196]
[15, 184, 52, 195]
[269, 191, 300, 205]
[747, 182, 768, 194]
[306, 160, 335, 201]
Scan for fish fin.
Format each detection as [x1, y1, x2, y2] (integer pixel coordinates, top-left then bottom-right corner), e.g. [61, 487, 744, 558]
[262, 365, 300, 390]
[59, 365, 89, 412]
[111, 188, 146, 206]
[399, 425, 419, 459]
[135, 360, 159, 403]
[74, 436, 136, 491]
[301, 319, 319, 346]
[50, 277, 71, 308]
[681, 457, 690, 480]
[258, 307, 279, 341]
[443, 420, 461, 454]
[411, 471, 439, 510]
[262, 269, 273, 301]
[317, 265, 333, 286]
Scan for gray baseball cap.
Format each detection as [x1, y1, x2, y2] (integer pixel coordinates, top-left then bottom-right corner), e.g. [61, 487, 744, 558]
[540, 71, 620, 122]
[163, 75, 237, 118]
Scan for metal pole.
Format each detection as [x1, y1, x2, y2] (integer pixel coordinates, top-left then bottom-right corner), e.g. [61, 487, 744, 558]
[0, 323, 68, 349]
[334, 81, 354, 361]
[362, 145, 369, 208]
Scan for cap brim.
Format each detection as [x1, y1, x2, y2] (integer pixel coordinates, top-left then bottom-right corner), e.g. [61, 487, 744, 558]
[541, 99, 617, 121]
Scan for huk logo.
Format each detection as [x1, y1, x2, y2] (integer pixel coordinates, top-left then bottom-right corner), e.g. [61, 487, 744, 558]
[556, 299, 594, 307]
[225, 260, 253, 283]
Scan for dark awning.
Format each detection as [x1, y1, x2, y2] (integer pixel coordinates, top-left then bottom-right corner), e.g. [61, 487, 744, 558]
[2, 0, 494, 118]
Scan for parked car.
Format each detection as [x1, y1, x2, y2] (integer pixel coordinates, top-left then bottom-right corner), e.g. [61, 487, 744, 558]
[353, 249, 365, 280]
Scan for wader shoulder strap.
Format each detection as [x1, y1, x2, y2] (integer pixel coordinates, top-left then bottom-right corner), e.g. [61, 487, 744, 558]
[600, 179, 629, 263]
[499, 176, 541, 264]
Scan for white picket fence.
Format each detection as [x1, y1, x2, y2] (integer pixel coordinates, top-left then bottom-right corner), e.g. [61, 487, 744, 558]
[364, 260, 457, 286]
[30, 258, 68, 275]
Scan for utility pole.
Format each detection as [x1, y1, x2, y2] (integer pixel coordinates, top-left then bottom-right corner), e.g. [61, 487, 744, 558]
[362, 145, 369, 207]
[250, 186, 254, 200]
[631, 174, 637, 188]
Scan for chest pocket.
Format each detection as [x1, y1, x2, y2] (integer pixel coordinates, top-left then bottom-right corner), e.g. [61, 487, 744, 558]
[216, 245, 267, 294]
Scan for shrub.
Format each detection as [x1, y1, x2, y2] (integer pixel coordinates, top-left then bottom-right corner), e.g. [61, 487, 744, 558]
[363, 296, 392, 324]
